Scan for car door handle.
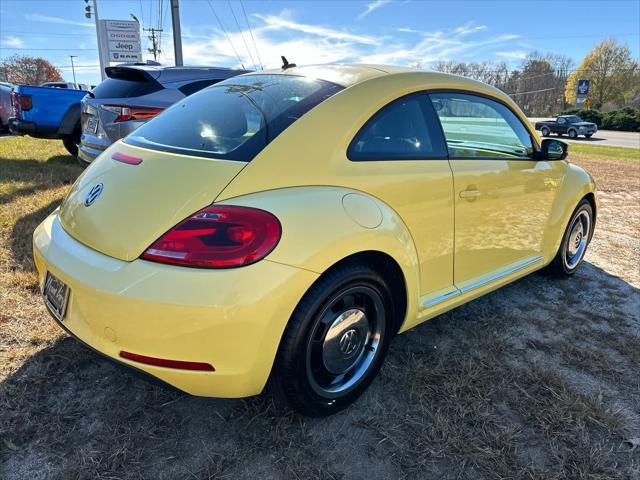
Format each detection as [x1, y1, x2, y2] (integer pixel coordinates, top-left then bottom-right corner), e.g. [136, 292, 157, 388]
[459, 189, 481, 199]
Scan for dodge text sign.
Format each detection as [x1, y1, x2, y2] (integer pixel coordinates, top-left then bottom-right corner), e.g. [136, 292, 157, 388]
[98, 19, 143, 65]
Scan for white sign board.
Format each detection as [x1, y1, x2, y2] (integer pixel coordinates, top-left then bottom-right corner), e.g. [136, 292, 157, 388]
[98, 19, 143, 66]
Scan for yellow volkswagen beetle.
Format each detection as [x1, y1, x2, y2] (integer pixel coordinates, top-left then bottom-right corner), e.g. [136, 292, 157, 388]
[33, 64, 596, 416]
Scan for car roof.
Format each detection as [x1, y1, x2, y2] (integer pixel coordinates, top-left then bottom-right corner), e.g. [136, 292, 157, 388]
[240, 63, 508, 94]
[132, 65, 249, 82]
[106, 65, 251, 84]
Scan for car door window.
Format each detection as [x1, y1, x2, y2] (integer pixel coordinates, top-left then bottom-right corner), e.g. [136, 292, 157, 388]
[557, 117, 566, 125]
[348, 94, 446, 161]
[429, 92, 533, 159]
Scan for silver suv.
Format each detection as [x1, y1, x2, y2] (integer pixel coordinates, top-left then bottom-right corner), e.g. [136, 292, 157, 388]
[79, 65, 249, 164]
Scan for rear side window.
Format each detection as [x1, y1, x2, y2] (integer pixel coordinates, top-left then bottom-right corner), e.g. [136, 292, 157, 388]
[348, 93, 446, 160]
[125, 74, 344, 162]
[178, 79, 221, 96]
[430, 92, 533, 159]
[92, 71, 163, 99]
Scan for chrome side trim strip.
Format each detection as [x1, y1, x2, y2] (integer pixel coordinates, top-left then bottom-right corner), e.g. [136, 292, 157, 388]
[422, 255, 543, 308]
[422, 289, 461, 307]
[458, 255, 543, 294]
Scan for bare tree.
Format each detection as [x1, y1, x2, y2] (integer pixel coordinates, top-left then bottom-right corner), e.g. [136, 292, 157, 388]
[432, 53, 573, 116]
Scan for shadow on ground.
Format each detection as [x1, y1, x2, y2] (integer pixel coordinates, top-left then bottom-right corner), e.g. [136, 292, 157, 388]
[1, 261, 638, 480]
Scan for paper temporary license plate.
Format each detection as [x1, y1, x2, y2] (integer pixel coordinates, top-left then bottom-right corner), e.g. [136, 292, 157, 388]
[85, 116, 99, 134]
[43, 272, 70, 321]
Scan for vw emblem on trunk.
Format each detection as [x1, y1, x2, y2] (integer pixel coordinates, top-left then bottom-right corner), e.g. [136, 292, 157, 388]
[84, 183, 104, 207]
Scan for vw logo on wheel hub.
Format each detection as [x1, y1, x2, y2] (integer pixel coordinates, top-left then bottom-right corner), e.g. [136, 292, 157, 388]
[339, 329, 360, 356]
[84, 183, 104, 207]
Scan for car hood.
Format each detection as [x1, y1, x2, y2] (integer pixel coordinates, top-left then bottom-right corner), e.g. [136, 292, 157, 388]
[59, 141, 246, 261]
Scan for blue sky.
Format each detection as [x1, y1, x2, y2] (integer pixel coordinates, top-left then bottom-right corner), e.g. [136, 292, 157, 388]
[1, 0, 638, 84]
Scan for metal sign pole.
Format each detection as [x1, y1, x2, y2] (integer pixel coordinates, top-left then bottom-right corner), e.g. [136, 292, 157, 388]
[171, 0, 184, 66]
[92, 0, 107, 80]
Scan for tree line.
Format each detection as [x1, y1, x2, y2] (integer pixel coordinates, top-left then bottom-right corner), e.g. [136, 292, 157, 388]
[432, 38, 639, 116]
[0, 38, 637, 118]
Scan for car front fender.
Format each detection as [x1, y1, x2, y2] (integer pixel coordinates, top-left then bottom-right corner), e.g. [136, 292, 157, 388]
[543, 162, 597, 261]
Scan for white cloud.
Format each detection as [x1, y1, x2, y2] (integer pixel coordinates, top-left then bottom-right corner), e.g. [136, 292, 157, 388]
[146, 11, 520, 74]
[495, 50, 528, 60]
[3, 36, 24, 48]
[454, 23, 488, 36]
[26, 13, 94, 28]
[358, 0, 393, 19]
[256, 12, 379, 45]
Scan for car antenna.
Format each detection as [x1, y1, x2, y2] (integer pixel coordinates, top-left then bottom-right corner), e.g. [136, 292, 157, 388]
[281, 56, 296, 70]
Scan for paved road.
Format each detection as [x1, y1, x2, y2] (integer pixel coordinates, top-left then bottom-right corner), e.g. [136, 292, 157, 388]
[528, 118, 639, 149]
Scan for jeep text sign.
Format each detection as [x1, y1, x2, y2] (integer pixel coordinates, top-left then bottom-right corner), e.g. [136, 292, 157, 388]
[98, 19, 143, 65]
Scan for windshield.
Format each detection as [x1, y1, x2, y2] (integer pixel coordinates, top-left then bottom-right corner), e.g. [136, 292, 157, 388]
[125, 74, 343, 161]
[566, 115, 583, 123]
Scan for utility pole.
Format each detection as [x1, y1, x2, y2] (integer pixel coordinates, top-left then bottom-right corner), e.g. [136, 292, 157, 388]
[144, 26, 162, 61]
[69, 55, 77, 85]
[170, 0, 183, 66]
[84, 0, 106, 80]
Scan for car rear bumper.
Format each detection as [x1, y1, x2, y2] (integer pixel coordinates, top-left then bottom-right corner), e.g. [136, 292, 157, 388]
[33, 211, 318, 397]
[8, 117, 60, 138]
[77, 140, 105, 164]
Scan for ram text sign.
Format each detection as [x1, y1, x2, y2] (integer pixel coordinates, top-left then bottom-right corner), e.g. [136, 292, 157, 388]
[98, 19, 143, 65]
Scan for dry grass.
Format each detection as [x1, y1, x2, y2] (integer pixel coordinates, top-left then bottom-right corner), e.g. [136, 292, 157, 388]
[1, 137, 639, 479]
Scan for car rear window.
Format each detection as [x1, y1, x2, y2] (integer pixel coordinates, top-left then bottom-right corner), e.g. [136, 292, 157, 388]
[124, 74, 344, 162]
[92, 68, 163, 99]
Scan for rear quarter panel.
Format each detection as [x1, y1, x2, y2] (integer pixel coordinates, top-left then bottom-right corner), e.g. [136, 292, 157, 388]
[218, 186, 422, 332]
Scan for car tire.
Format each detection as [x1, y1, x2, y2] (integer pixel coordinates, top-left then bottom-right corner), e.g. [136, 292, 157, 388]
[585, 133, 593, 138]
[271, 261, 394, 417]
[62, 129, 80, 157]
[541, 127, 550, 137]
[546, 199, 593, 277]
[568, 129, 578, 139]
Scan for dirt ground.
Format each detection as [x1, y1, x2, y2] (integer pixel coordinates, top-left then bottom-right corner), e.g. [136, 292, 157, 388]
[1, 137, 638, 479]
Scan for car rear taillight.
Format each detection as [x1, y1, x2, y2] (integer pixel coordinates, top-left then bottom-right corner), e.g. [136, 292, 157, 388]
[104, 105, 164, 122]
[10, 92, 31, 117]
[141, 205, 281, 268]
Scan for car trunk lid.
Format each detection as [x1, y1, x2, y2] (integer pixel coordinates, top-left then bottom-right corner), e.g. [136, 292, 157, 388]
[59, 142, 246, 261]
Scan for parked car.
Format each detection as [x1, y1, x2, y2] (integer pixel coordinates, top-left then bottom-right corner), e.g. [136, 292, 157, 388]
[78, 65, 249, 164]
[41, 81, 91, 91]
[34, 64, 596, 417]
[9, 84, 86, 155]
[535, 115, 597, 139]
[0, 82, 13, 131]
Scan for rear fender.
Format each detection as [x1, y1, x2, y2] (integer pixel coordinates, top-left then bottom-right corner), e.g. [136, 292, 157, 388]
[58, 102, 81, 135]
[218, 186, 421, 329]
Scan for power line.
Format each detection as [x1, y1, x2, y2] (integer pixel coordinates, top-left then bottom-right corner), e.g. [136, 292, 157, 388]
[206, 0, 245, 69]
[0, 47, 97, 51]
[506, 87, 560, 96]
[227, 0, 257, 71]
[240, 0, 263, 70]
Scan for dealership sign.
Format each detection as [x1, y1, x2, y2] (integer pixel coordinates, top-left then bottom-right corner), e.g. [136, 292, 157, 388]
[575, 79, 590, 108]
[98, 19, 142, 67]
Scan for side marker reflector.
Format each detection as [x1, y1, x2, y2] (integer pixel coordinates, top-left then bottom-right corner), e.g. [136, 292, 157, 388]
[119, 351, 214, 371]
